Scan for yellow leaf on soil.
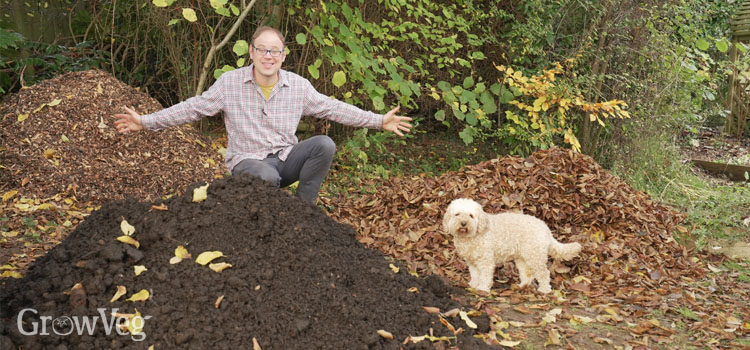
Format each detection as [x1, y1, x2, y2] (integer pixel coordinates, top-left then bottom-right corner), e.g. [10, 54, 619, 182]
[209, 262, 232, 272]
[126, 289, 150, 302]
[389, 263, 400, 273]
[123, 309, 145, 335]
[459, 310, 477, 329]
[252, 337, 262, 350]
[192, 183, 209, 202]
[61, 134, 69, 142]
[121, 219, 135, 236]
[111, 285, 127, 302]
[47, 98, 62, 107]
[215, 295, 224, 309]
[2, 190, 17, 201]
[17, 113, 28, 122]
[1, 271, 23, 278]
[376, 330, 394, 339]
[169, 256, 183, 264]
[116, 235, 140, 248]
[134, 265, 147, 276]
[175, 245, 191, 259]
[196, 251, 224, 265]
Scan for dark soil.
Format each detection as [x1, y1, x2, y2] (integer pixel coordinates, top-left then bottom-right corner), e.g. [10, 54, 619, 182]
[0, 176, 493, 350]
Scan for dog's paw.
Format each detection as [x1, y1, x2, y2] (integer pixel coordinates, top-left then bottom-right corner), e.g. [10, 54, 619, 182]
[537, 285, 552, 294]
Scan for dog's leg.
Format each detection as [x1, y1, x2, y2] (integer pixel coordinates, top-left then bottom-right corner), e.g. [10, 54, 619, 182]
[515, 259, 532, 288]
[474, 264, 495, 292]
[527, 259, 552, 293]
[467, 263, 481, 289]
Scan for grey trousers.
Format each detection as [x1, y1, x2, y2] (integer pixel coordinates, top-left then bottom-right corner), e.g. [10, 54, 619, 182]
[231, 135, 336, 204]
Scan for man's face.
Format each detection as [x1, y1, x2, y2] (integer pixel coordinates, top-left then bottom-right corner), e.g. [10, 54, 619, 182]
[250, 30, 286, 81]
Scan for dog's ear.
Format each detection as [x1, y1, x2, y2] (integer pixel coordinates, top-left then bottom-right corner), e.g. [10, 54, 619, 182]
[442, 204, 453, 233]
[476, 208, 490, 235]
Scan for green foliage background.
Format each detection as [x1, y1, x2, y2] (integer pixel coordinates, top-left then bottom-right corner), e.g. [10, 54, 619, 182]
[0, 0, 747, 164]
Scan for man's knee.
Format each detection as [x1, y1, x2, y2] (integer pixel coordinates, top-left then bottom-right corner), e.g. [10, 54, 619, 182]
[311, 135, 336, 158]
[232, 161, 281, 187]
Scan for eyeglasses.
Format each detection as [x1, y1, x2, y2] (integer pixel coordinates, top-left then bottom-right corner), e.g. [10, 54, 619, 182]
[252, 45, 283, 57]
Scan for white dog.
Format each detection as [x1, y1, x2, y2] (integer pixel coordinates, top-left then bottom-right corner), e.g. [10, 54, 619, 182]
[443, 198, 581, 294]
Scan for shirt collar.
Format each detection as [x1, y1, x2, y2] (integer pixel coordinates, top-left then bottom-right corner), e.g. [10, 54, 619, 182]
[244, 64, 290, 87]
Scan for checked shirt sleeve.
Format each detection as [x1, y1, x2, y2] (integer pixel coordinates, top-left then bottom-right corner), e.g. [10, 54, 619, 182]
[301, 79, 383, 129]
[141, 76, 227, 131]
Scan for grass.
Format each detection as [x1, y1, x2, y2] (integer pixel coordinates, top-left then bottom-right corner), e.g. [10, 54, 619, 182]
[610, 134, 750, 247]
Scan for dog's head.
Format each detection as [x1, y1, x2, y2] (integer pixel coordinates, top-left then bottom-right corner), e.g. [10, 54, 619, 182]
[442, 198, 488, 238]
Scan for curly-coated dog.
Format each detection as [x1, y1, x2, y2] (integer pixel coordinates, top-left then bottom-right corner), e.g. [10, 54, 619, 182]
[443, 198, 581, 294]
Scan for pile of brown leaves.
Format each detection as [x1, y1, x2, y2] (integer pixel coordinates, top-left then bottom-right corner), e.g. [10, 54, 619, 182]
[325, 148, 699, 295]
[0, 69, 224, 204]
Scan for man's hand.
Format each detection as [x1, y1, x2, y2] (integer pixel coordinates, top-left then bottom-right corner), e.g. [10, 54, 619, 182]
[382, 106, 412, 137]
[113, 106, 143, 134]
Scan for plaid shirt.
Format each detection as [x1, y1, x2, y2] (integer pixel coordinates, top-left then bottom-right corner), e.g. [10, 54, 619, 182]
[141, 65, 384, 171]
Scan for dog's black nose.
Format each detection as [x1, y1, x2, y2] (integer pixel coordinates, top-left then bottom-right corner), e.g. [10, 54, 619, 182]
[460, 221, 466, 227]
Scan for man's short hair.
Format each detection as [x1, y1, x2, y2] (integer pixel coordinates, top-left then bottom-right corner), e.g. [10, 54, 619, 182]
[252, 26, 285, 48]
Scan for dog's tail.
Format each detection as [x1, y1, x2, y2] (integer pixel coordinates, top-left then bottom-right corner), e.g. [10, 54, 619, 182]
[549, 240, 582, 261]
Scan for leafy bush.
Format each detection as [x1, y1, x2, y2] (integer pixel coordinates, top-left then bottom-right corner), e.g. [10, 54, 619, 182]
[0, 29, 106, 98]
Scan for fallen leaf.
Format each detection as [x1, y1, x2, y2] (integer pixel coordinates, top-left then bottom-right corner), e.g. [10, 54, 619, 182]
[442, 308, 460, 318]
[215, 295, 224, 309]
[122, 309, 145, 336]
[192, 183, 209, 202]
[377, 329, 394, 340]
[134, 265, 147, 276]
[543, 308, 563, 323]
[61, 134, 69, 142]
[116, 235, 140, 248]
[44, 149, 56, 159]
[2, 190, 18, 201]
[126, 289, 150, 302]
[121, 219, 135, 236]
[545, 328, 561, 346]
[47, 98, 62, 107]
[110, 285, 127, 302]
[209, 262, 232, 272]
[707, 264, 724, 273]
[459, 310, 478, 329]
[252, 337, 261, 350]
[148, 346, 154, 350]
[498, 340, 521, 347]
[593, 337, 613, 344]
[196, 251, 224, 265]
[169, 256, 183, 264]
[175, 245, 191, 259]
[389, 263, 400, 273]
[64, 283, 83, 295]
[407, 287, 419, 293]
[1, 271, 23, 278]
[17, 113, 28, 122]
[423, 306, 441, 314]
[151, 204, 168, 211]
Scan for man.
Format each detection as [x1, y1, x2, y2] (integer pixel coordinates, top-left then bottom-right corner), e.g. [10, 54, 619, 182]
[114, 26, 412, 204]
